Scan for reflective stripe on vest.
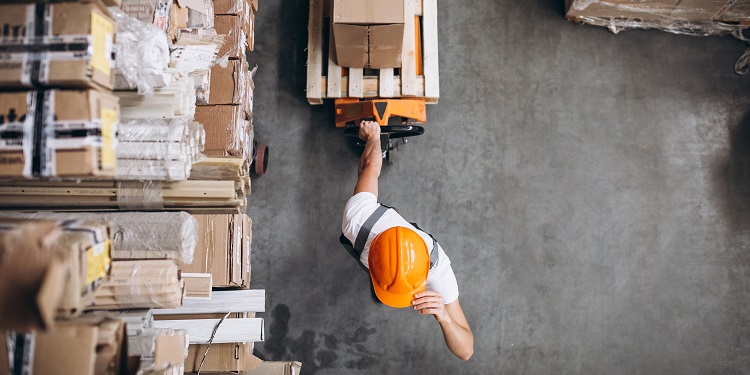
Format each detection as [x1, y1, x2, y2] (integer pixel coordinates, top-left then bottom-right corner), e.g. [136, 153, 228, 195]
[346, 204, 439, 269]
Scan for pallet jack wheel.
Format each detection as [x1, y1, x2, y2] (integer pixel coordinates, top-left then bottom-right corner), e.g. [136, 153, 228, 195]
[253, 143, 269, 175]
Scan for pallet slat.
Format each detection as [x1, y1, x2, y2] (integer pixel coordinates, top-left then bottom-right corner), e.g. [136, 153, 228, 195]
[378, 68, 394, 97]
[306, 0, 324, 104]
[401, 0, 417, 96]
[422, 0, 439, 100]
[327, 27, 342, 98]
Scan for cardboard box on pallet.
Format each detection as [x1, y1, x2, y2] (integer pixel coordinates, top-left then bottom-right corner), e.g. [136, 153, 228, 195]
[179, 214, 251, 288]
[194, 104, 251, 159]
[0, 89, 119, 178]
[0, 219, 112, 327]
[214, 0, 255, 50]
[332, 0, 404, 69]
[0, 0, 115, 90]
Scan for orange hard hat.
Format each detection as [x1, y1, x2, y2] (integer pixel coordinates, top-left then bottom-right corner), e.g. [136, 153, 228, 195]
[368, 226, 430, 308]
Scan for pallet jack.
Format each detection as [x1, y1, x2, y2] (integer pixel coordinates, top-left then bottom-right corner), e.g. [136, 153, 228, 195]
[335, 98, 427, 163]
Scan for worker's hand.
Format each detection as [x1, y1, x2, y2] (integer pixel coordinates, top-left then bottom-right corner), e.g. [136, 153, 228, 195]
[358, 120, 381, 142]
[412, 291, 452, 324]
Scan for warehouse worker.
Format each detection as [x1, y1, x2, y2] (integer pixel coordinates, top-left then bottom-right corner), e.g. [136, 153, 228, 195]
[340, 121, 474, 361]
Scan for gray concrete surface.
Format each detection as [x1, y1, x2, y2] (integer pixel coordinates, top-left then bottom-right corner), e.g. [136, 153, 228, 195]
[246, 0, 750, 373]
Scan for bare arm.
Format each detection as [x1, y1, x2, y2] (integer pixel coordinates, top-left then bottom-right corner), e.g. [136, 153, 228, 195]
[413, 292, 474, 361]
[354, 121, 382, 197]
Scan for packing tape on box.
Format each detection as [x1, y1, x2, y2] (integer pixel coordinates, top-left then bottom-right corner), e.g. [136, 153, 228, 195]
[0, 91, 112, 178]
[5, 331, 35, 375]
[0, 91, 57, 177]
[0, 3, 112, 88]
[116, 181, 165, 210]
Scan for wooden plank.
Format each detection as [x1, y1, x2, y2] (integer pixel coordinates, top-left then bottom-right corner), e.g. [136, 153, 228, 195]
[322, 76, 425, 98]
[153, 290, 266, 315]
[400, 0, 417, 96]
[422, 0, 439, 101]
[306, 0, 324, 104]
[348, 68, 364, 97]
[182, 273, 213, 300]
[378, 68, 394, 97]
[152, 318, 264, 344]
[326, 26, 342, 98]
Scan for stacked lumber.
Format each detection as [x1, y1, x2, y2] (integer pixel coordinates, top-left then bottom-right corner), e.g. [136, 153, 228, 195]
[0, 179, 245, 213]
[117, 118, 205, 181]
[0, 212, 198, 265]
[88, 260, 184, 310]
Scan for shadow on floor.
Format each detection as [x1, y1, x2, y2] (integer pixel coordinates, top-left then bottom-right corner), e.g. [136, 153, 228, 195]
[714, 109, 750, 230]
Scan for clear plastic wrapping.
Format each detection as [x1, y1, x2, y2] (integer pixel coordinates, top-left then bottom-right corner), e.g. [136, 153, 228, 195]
[89, 260, 183, 310]
[117, 180, 166, 210]
[117, 118, 206, 181]
[215, 15, 248, 60]
[116, 70, 197, 119]
[565, 0, 748, 36]
[109, 7, 171, 95]
[0, 212, 197, 265]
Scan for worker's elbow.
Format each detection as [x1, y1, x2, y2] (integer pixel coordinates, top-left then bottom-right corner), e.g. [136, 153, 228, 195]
[458, 347, 473, 362]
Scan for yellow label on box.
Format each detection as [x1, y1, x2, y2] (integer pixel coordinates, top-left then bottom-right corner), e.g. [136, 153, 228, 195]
[100, 108, 116, 169]
[86, 240, 111, 285]
[91, 12, 113, 76]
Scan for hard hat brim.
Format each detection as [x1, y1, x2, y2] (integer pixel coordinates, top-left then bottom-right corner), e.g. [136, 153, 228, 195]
[370, 276, 427, 308]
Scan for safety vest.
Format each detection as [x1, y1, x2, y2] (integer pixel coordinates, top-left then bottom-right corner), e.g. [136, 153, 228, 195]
[339, 204, 440, 272]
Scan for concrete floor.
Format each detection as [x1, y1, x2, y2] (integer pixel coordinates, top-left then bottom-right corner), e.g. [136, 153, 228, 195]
[247, 0, 750, 373]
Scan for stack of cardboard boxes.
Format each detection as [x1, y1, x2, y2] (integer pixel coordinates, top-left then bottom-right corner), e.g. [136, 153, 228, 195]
[195, 0, 257, 162]
[0, 0, 120, 179]
[331, 0, 405, 69]
[0, 219, 123, 375]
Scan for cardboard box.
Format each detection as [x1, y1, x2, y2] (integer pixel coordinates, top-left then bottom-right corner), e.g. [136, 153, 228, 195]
[0, 89, 119, 178]
[246, 361, 303, 375]
[0, 220, 67, 331]
[185, 341, 256, 372]
[204, 59, 250, 105]
[215, 15, 247, 59]
[332, 0, 404, 68]
[0, 1, 115, 90]
[180, 214, 251, 288]
[194, 105, 250, 158]
[0, 316, 127, 375]
[0, 219, 112, 325]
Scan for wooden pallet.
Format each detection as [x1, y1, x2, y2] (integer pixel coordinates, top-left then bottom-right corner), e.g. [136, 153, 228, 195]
[306, 0, 439, 104]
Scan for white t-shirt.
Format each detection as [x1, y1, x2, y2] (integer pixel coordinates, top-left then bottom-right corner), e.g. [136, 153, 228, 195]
[341, 192, 460, 304]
